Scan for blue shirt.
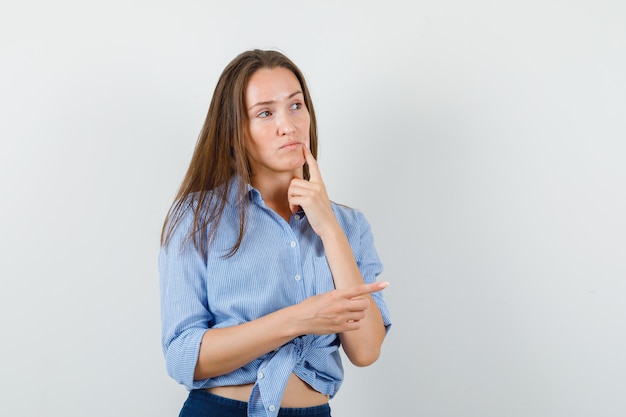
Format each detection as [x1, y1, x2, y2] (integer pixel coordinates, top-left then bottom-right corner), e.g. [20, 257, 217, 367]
[159, 178, 391, 417]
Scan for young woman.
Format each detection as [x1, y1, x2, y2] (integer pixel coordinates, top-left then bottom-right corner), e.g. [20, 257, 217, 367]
[159, 49, 391, 417]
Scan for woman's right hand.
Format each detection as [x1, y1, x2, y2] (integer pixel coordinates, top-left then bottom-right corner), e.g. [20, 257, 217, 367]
[294, 282, 388, 335]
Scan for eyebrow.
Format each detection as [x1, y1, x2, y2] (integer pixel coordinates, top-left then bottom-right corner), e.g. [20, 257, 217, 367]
[248, 91, 304, 111]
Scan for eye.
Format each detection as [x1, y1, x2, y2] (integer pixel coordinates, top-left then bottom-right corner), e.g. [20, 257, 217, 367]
[257, 110, 271, 118]
[290, 102, 302, 111]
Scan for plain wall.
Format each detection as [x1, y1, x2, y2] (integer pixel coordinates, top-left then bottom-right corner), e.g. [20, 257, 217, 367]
[1, 1, 625, 416]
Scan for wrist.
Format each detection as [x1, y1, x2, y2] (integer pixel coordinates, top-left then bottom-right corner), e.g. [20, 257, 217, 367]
[316, 218, 344, 242]
[280, 303, 309, 338]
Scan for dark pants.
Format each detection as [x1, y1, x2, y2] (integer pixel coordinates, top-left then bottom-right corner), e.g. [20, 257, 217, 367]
[179, 390, 332, 417]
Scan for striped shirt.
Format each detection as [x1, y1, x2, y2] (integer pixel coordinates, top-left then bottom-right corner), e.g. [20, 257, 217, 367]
[159, 178, 391, 417]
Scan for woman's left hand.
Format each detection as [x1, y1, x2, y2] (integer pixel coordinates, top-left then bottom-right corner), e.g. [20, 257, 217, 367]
[288, 145, 337, 237]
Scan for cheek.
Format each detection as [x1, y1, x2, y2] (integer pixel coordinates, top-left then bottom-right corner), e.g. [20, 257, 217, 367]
[248, 123, 271, 142]
[302, 116, 312, 137]
[245, 126, 263, 149]
[243, 136, 259, 159]
[244, 136, 272, 162]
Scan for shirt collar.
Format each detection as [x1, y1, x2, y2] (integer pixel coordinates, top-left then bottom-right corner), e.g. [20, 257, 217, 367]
[224, 176, 306, 218]
[225, 175, 257, 207]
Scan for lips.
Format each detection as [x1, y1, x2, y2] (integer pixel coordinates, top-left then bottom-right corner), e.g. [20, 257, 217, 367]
[280, 141, 302, 149]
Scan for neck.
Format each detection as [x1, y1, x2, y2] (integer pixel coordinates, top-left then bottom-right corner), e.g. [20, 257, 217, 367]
[250, 171, 298, 222]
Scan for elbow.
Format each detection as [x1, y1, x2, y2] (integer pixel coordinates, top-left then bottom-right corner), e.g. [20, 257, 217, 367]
[162, 330, 207, 389]
[347, 347, 381, 367]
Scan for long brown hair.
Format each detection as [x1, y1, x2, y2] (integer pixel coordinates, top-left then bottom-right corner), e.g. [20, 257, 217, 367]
[161, 49, 318, 257]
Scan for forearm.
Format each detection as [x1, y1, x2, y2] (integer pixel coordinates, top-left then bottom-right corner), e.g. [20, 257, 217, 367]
[320, 221, 387, 366]
[194, 306, 301, 380]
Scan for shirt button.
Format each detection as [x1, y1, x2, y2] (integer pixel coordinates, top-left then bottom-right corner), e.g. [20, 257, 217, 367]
[258, 372, 264, 379]
[290, 241, 296, 248]
[294, 214, 301, 220]
[269, 405, 276, 412]
[294, 275, 301, 281]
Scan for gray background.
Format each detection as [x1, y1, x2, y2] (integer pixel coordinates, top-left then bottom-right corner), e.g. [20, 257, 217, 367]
[1, 1, 625, 416]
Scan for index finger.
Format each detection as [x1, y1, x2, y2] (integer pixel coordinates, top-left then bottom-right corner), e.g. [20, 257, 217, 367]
[342, 281, 389, 299]
[303, 145, 322, 182]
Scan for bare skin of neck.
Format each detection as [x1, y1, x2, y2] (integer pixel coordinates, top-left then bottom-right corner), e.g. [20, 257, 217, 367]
[250, 171, 301, 222]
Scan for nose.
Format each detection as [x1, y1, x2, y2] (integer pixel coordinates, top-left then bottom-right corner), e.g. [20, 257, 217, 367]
[280, 124, 295, 135]
[277, 113, 295, 135]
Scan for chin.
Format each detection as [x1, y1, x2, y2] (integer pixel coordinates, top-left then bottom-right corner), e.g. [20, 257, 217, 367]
[280, 164, 305, 176]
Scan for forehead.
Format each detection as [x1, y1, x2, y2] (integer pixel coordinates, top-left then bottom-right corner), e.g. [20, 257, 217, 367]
[245, 67, 302, 104]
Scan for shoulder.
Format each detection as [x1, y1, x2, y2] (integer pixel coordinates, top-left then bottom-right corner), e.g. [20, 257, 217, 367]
[330, 202, 380, 263]
[331, 201, 362, 220]
[330, 201, 370, 234]
[171, 180, 234, 222]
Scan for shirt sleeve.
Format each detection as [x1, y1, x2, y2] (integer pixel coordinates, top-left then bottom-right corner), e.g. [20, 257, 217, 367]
[159, 207, 213, 389]
[354, 211, 392, 332]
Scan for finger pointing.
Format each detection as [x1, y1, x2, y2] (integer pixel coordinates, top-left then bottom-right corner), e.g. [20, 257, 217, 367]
[343, 281, 389, 299]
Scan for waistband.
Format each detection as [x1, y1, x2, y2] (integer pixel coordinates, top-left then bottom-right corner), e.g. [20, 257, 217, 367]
[187, 390, 331, 417]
